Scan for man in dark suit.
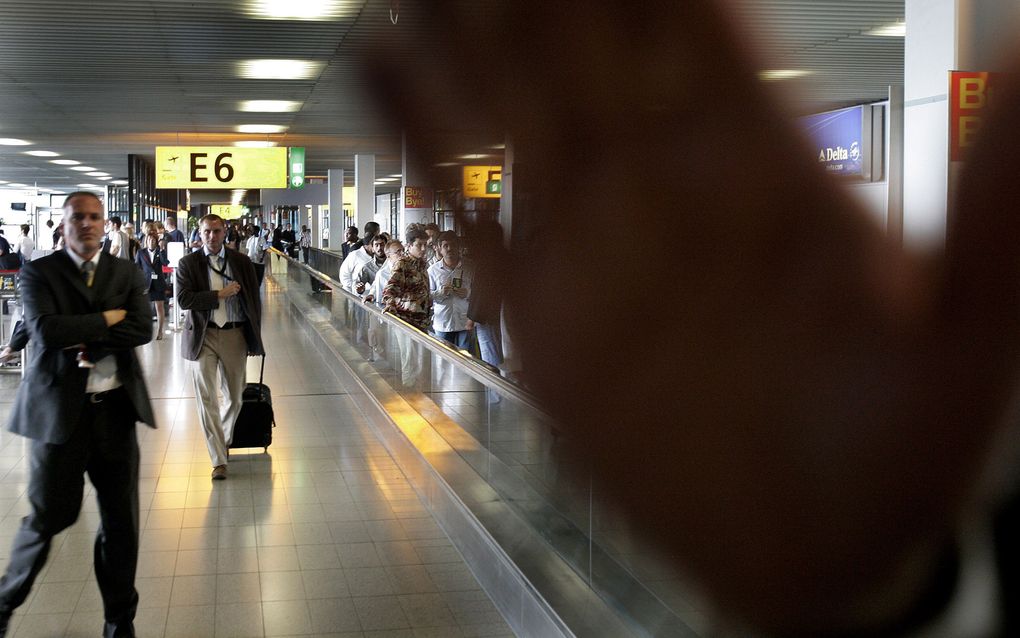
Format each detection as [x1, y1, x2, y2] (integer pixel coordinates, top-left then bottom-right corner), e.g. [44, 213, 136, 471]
[176, 214, 264, 480]
[0, 191, 155, 637]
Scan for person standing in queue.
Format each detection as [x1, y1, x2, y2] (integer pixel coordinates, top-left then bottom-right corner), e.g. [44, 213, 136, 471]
[176, 214, 264, 481]
[0, 191, 156, 637]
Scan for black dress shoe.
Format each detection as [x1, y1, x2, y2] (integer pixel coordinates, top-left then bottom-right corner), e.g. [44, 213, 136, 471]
[0, 611, 11, 638]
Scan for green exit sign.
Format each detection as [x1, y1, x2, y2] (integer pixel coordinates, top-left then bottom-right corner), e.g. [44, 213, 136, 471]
[485, 179, 501, 195]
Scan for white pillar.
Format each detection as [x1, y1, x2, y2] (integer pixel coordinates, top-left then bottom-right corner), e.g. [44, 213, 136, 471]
[354, 154, 376, 234]
[328, 168, 345, 252]
[400, 132, 432, 236]
[903, 0, 1018, 250]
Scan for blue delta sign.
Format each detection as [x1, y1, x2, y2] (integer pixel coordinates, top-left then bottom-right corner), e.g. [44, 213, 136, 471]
[801, 105, 864, 178]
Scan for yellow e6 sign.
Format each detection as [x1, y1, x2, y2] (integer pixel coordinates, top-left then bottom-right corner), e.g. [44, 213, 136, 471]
[156, 147, 288, 189]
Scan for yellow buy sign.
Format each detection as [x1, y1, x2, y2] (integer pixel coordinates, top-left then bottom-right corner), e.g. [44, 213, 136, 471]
[156, 146, 288, 189]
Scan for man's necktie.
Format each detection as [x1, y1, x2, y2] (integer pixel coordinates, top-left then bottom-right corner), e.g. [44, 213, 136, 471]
[81, 261, 96, 287]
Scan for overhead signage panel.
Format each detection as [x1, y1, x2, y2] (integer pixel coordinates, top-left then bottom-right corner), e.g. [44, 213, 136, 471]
[156, 146, 288, 189]
[462, 165, 502, 199]
[800, 106, 864, 178]
[210, 204, 247, 219]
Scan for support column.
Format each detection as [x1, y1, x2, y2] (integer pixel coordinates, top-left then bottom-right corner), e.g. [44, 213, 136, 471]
[400, 132, 432, 236]
[903, 0, 1017, 249]
[354, 154, 376, 234]
[328, 168, 345, 252]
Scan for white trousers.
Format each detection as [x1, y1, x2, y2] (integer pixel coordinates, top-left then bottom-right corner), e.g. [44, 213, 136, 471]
[191, 327, 248, 467]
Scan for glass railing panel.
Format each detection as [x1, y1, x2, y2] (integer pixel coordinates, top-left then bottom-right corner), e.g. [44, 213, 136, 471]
[269, 251, 698, 636]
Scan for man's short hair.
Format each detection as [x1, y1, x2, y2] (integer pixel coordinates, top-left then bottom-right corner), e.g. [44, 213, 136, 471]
[371, 234, 387, 246]
[199, 213, 226, 227]
[364, 221, 380, 235]
[436, 230, 458, 247]
[62, 191, 102, 209]
[108, 216, 122, 229]
[166, 217, 177, 227]
[346, 226, 359, 234]
[384, 240, 404, 255]
[424, 223, 440, 233]
[20, 224, 30, 234]
[405, 228, 428, 245]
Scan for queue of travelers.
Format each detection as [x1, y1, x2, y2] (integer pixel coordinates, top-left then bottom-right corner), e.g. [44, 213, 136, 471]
[332, 219, 506, 373]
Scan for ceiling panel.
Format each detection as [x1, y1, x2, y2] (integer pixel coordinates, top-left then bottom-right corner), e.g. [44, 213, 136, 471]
[1, 0, 905, 196]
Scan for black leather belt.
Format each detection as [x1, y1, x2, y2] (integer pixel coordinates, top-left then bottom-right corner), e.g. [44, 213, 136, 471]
[87, 386, 125, 404]
[210, 321, 245, 330]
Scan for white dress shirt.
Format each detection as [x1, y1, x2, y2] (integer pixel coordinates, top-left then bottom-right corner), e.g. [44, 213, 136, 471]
[339, 247, 372, 292]
[369, 262, 395, 308]
[64, 249, 121, 392]
[205, 247, 243, 326]
[427, 260, 472, 333]
[15, 235, 35, 261]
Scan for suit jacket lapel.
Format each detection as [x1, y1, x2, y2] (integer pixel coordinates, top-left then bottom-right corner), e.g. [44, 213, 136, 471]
[56, 250, 96, 303]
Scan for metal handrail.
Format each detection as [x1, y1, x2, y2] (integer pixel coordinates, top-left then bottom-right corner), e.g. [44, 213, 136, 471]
[269, 248, 549, 418]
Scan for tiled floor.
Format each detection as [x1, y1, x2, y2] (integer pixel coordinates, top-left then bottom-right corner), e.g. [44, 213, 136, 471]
[0, 278, 513, 637]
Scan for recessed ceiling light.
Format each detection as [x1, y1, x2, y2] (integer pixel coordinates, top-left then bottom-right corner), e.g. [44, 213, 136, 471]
[866, 21, 906, 37]
[51, 159, 80, 165]
[8, 183, 29, 187]
[238, 100, 302, 113]
[71, 166, 97, 172]
[244, 0, 353, 21]
[98, 176, 113, 181]
[77, 183, 99, 188]
[234, 140, 277, 148]
[237, 59, 323, 80]
[25, 150, 60, 157]
[236, 124, 288, 134]
[0, 138, 31, 146]
[759, 69, 813, 81]
[86, 172, 110, 177]
[110, 179, 128, 185]
[388, 174, 402, 178]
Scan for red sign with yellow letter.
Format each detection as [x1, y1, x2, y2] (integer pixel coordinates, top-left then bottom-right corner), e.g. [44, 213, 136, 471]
[949, 71, 1000, 162]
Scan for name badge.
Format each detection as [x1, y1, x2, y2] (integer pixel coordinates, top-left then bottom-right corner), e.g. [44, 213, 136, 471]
[151, 273, 158, 280]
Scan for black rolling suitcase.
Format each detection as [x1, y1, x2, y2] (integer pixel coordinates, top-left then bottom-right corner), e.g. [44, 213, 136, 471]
[230, 355, 275, 452]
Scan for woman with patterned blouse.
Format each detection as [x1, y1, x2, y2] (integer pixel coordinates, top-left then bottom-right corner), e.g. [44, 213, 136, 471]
[383, 227, 432, 331]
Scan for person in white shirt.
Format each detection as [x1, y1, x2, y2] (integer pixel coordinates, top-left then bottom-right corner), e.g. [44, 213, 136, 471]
[353, 235, 388, 298]
[299, 225, 312, 263]
[104, 216, 129, 259]
[244, 225, 267, 286]
[365, 240, 403, 307]
[14, 225, 34, 262]
[428, 231, 472, 349]
[338, 238, 377, 293]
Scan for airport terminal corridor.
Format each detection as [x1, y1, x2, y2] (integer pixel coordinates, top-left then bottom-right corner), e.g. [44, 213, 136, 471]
[0, 278, 512, 638]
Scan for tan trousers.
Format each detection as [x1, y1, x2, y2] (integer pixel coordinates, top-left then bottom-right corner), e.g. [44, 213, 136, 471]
[191, 327, 247, 467]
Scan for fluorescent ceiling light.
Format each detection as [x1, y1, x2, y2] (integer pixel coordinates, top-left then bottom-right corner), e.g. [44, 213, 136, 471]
[51, 159, 80, 165]
[377, 177, 398, 182]
[98, 176, 113, 181]
[86, 172, 109, 177]
[490, 144, 506, 150]
[237, 59, 323, 80]
[7, 183, 29, 187]
[0, 138, 31, 146]
[236, 124, 288, 134]
[77, 183, 98, 188]
[388, 174, 402, 178]
[759, 69, 813, 81]
[867, 21, 906, 37]
[25, 150, 60, 157]
[234, 140, 277, 148]
[238, 100, 302, 113]
[434, 162, 458, 167]
[0, 181, 7, 184]
[71, 166, 97, 171]
[110, 179, 128, 185]
[244, 0, 353, 21]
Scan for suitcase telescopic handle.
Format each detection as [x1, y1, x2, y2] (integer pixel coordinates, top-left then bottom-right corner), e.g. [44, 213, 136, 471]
[259, 353, 266, 385]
